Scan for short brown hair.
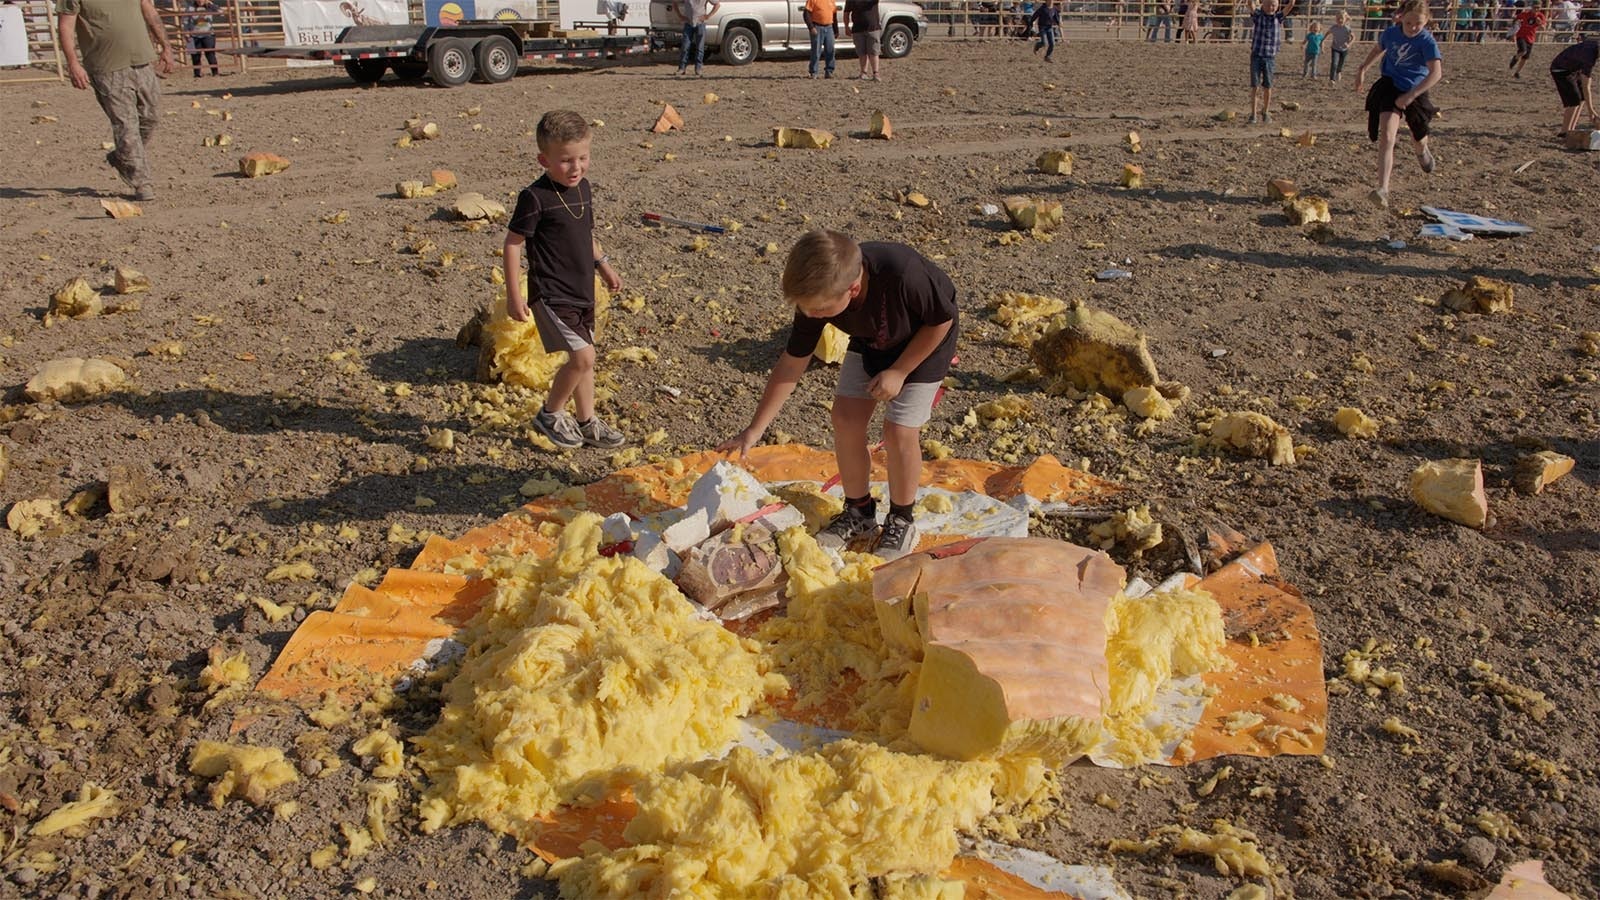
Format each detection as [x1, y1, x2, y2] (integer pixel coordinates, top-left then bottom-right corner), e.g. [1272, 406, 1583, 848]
[782, 230, 861, 307]
[1395, 0, 1428, 18]
[536, 110, 591, 151]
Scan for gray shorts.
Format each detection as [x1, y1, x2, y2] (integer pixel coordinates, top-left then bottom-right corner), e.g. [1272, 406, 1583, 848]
[530, 300, 592, 353]
[835, 351, 941, 427]
[853, 30, 881, 55]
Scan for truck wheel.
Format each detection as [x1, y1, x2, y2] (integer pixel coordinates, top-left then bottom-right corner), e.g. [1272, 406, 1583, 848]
[393, 60, 428, 82]
[881, 22, 914, 58]
[428, 38, 476, 87]
[343, 58, 387, 84]
[474, 35, 518, 83]
[719, 25, 758, 65]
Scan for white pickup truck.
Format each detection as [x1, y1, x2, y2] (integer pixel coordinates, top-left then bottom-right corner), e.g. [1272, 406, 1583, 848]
[649, 0, 928, 66]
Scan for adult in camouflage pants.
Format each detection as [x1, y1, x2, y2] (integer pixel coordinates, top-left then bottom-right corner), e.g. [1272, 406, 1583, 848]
[58, 0, 174, 200]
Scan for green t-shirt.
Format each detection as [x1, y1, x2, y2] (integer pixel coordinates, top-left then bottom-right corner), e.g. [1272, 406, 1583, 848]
[57, 0, 157, 74]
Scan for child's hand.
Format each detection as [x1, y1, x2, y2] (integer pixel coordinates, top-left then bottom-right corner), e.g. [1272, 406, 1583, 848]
[867, 370, 906, 402]
[716, 427, 762, 457]
[507, 295, 531, 322]
[1394, 91, 1413, 110]
[600, 263, 622, 293]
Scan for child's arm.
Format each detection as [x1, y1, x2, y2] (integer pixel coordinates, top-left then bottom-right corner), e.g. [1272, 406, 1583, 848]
[717, 352, 812, 456]
[504, 231, 530, 322]
[1394, 57, 1441, 109]
[593, 236, 622, 292]
[1351, 41, 1385, 90]
[867, 320, 953, 402]
[1281, 0, 1297, 18]
[1586, 74, 1600, 125]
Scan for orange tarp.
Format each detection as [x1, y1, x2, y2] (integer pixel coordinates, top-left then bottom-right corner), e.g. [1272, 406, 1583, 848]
[254, 447, 1119, 703]
[246, 447, 1326, 898]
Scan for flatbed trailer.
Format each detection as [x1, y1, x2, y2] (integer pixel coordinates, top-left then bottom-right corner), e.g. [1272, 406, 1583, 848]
[236, 21, 651, 88]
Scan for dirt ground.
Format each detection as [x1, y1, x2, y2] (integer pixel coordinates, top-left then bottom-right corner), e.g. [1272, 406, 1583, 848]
[1, 34, 1597, 900]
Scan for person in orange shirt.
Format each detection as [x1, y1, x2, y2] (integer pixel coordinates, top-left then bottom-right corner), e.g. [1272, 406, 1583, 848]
[805, 0, 838, 77]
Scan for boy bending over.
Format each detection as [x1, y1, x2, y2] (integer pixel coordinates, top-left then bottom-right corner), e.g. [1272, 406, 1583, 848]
[718, 230, 960, 560]
[505, 110, 626, 450]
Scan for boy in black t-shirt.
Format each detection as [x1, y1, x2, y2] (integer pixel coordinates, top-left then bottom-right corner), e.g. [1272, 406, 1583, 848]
[717, 230, 960, 560]
[1550, 37, 1599, 135]
[504, 110, 626, 450]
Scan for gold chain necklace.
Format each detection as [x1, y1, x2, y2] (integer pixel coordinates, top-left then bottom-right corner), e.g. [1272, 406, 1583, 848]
[553, 181, 588, 220]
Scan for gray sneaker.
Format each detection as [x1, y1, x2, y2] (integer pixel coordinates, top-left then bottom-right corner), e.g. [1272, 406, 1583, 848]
[533, 409, 583, 449]
[1262, 110, 1272, 124]
[134, 185, 155, 201]
[577, 416, 625, 449]
[816, 505, 879, 550]
[874, 513, 920, 560]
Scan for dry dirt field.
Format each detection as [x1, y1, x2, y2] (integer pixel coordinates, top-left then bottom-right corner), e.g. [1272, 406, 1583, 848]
[1, 33, 1597, 900]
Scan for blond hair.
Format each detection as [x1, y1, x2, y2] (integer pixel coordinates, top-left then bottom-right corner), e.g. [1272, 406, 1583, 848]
[782, 230, 862, 308]
[536, 110, 591, 151]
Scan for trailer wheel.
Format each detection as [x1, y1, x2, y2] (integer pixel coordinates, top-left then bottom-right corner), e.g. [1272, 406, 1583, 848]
[343, 58, 388, 84]
[881, 22, 914, 58]
[719, 25, 758, 65]
[428, 38, 476, 87]
[474, 35, 518, 83]
[393, 60, 428, 82]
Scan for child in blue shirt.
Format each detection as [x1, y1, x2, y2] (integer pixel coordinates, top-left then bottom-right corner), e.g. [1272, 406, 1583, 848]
[1302, 22, 1324, 76]
[1353, 0, 1442, 208]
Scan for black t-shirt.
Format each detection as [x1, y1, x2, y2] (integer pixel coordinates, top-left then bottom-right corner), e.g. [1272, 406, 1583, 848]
[844, 0, 881, 32]
[507, 175, 595, 309]
[1551, 39, 1599, 75]
[785, 242, 959, 384]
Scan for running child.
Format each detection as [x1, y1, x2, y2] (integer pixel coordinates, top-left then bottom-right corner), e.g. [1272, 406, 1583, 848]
[717, 230, 960, 560]
[504, 110, 627, 450]
[1248, 0, 1299, 124]
[1031, 0, 1060, 61]
[1510, 1, 1548, 78]
[1354, 0, 1443, 208]
[1303, 21, 1324, 76]
[1327, 10, 1354, 81]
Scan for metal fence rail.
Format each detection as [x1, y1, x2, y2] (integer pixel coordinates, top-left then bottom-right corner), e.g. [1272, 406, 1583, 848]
[6, 0, 1588, 85]
[918, 0, 1592, 44]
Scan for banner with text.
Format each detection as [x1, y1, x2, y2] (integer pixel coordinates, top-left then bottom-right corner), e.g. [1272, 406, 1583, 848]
[281, 0, 409, 47]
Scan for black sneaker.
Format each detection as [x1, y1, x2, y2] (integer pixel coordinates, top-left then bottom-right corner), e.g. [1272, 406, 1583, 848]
[532, 409, 583, 449]
[875, 513, 920, 560]
[106, 151, 135, 188]
[816, 505, 878, 550]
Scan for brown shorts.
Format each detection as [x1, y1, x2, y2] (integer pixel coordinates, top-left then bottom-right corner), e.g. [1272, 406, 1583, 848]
[530, 300, 593, 352]
[853, 30, 881, 55]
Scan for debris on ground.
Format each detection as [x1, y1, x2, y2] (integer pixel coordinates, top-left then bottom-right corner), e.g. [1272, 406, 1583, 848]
[1002, 196, 1064, 233]
[1410, 458, 1487, 527]
[773, 127, 834, 149]
[239, 152, 291, 178]
[1204, 411, 1296, 466]
[1284, 195, 1330, 225]
[1333, 407, 1379, 438]
[1513, 451, 1574, 495]
[869, 109, 892, 139]
[1038, 149, 1073, 175]
[1030, 301, 1162, 396]
[1440, 276, 1514, 314]
[24, 357, 129, 402]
